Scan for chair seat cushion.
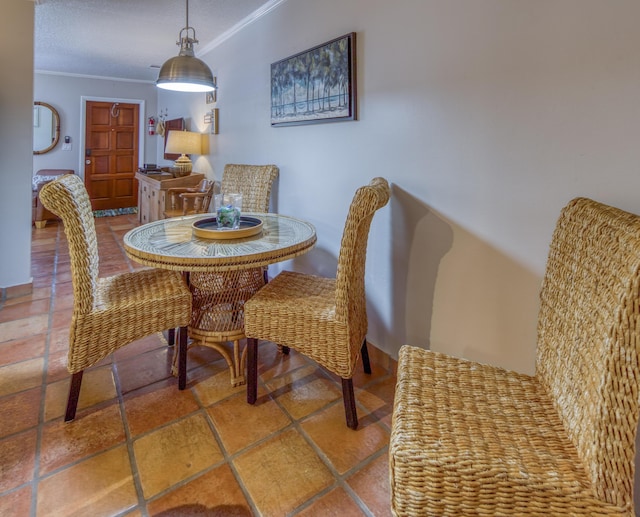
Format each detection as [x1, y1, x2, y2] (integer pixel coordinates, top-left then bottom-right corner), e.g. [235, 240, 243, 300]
[389, 345, 624, 516]
[244, 270, 359, 378]
[68, 268, 191, 372]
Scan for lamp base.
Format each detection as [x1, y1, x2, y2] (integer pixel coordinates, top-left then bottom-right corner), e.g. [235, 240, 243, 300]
[171, 154, 193, 177]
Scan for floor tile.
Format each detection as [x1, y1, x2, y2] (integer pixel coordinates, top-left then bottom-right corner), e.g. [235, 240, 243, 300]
[0, 315, 49, 344]
[191, 368, 244, 407]
[39, 403, 125, 475]
[300, 402, 389, 474]
[2, 287, 51, 308]
[296, 487, 366, 516]
[133, 413, 223, 499]
[44, 365, 117, 421]
[0, 334, 46, 367]
[51, 292, 74, 313]
[347, 451, 393, 517]
[123, 379, 200, 437]
[117, 347, 175, 394]
[49, 309, 72, 332]
[48, 326, 70, 356]
[0, 429, 37, 492]
[0, 485, 32, 517]
[45, 350, 68, 384]
[146, 464, 251, 516]
[0, 298, 50, 323]
[0, 387, 41, 438]
[356, 375, 397, 429]
[113, 332, 167, 362]
[257, 344, 308, 382]
[233, 428, 334, 516]
[36, 446, 137, 517]
[265, 364, 342, 420]
[206, 390, 290, 455]
[0, 358, 44, 397]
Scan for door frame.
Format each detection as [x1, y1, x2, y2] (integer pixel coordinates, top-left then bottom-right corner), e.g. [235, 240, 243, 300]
[79, 96, 146, 179]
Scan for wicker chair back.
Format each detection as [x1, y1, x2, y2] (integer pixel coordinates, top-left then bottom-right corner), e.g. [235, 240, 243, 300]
[536, 197, 640, 508]
[221, 164, 279, 212]
[38, 173, 99, 315]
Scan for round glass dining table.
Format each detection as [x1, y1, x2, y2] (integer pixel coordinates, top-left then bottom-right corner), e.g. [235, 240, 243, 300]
[123, 213, 317, 273]
[123, 213, 317, 386]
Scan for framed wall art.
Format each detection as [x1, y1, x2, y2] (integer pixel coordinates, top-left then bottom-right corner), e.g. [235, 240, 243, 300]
[271, 32, 356, 127]
[163, 117, 184, 160]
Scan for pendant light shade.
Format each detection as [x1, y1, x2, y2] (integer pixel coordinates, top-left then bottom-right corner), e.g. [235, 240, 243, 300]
[157, 0, 215, 93]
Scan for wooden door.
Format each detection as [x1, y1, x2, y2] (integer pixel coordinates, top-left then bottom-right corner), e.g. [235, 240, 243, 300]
[85, 101, 139, 210]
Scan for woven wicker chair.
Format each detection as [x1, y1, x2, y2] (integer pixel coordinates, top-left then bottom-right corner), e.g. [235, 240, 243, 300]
[390, 197, 640, 516]
[220, 164, 279, 214]
[38, 174, 192, 422]
[164, 179, 217, 218]
[244, 177, 390, 429]
[184, 164, 279, 386]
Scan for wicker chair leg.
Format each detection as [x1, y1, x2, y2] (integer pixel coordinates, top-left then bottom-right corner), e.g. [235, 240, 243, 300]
[360, 339, 371, 374]
[177, 326, 188, 390]
[247, 337, 258, 404]
[341, 378, 358, 430]
[64, 371, 84, 422]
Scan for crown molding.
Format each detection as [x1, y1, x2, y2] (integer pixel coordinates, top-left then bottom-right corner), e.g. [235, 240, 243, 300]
[199, 0, 288, 56]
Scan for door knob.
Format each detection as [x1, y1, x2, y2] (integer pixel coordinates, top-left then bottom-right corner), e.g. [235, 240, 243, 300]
[85, 160, 91, 165]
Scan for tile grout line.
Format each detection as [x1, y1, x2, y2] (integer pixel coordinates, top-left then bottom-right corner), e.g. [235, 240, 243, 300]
[198, 389, 264, 516]
[31, 224, 62, 517]
[111, 357, 148, 516]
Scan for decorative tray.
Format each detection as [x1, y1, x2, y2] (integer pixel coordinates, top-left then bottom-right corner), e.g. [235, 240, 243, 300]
[192, 216, 263, 240]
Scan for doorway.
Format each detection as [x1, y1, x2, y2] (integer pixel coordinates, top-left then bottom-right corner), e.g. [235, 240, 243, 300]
[82, 98, 144, 211]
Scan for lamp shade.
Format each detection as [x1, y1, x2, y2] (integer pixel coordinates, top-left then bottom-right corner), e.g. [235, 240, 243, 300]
[165, 130, 202, 155]
[156, 55, 215, 93]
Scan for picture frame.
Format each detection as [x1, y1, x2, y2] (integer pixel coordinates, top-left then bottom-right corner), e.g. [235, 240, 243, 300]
[206, 91, 216, 104]
[271, 32, 356, 127]
[163, 118, 185, 160]
[204, 108, 219, 134]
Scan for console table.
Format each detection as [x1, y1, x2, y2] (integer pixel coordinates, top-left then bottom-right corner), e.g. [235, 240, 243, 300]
[135, 172, 205, 224]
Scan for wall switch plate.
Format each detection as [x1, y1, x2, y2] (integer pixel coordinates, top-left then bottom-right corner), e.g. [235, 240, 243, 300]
[62, 143, 72, 151]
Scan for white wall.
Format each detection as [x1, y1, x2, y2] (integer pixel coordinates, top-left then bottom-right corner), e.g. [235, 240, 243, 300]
[33, 73, 159, 175]
[158, 0, 640, 376]
[0, 0, 33, 290]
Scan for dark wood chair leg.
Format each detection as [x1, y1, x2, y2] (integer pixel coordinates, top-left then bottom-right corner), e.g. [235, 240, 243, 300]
[342, 378, 358, 430]
[247, 338, 258, 404]
[65, 371, 84, 422]
[167, 327, 176, 346]
[177, 326, 188, 390]
[361, 338, 371, 374]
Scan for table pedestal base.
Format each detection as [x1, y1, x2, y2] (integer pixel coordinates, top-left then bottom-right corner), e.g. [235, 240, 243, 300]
[175, 268, 265, 386]
[189, 328, 248, 386]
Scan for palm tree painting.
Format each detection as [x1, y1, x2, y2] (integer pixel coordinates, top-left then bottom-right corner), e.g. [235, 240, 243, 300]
[271, 33, 356, 126]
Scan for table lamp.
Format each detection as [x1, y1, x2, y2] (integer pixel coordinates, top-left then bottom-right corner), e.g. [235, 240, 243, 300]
[165, 130, 201, 176]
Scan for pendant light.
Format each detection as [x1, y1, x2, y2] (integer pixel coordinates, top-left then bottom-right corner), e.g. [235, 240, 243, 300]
[157, 0, 215, 92]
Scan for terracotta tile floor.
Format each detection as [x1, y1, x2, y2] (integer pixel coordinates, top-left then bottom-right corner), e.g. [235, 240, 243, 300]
[0, 214, 397, 517]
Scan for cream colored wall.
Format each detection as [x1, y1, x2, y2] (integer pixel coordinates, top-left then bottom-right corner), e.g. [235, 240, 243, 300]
[0, 0, 34, 290]
[161, 0, 640, 377]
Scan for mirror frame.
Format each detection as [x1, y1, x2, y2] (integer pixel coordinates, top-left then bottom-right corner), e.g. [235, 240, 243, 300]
[33, 101, 61, 155]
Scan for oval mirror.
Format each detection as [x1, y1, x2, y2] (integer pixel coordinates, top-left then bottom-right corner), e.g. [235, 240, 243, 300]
[33, 101, 60, 155]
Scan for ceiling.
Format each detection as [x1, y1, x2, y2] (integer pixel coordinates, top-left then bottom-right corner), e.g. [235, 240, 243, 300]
[34, 0, 277, 83]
